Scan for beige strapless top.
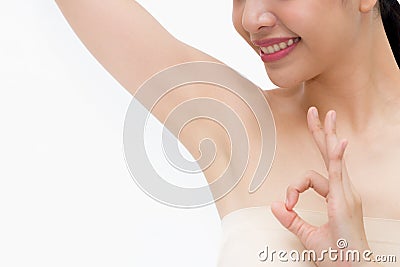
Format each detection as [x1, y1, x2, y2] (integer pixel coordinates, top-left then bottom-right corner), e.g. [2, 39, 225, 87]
[217, 206, 400, 266]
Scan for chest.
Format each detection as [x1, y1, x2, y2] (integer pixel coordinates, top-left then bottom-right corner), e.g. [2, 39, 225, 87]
[253, 132, 400, 220]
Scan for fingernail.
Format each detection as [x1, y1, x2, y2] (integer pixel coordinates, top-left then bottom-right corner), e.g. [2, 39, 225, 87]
[331, 111, 336, 123]
[312, 107, 318, 118]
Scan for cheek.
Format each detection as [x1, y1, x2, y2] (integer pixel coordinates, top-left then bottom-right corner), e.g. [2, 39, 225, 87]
[277, 0, 339, 39]
[287, 1, 352, 43]
[277, 3, 318, 39]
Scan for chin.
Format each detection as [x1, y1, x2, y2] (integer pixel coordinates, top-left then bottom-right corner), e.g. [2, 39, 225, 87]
[267, 72, 302, 89]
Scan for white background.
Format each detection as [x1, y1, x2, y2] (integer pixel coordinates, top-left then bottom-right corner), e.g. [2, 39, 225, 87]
[0, 1, 274, 266]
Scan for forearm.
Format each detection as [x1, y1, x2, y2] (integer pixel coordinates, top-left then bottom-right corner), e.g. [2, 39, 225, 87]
[54, 0, 196, 93]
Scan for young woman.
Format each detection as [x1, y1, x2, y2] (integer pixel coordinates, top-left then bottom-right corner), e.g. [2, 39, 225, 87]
[55, 0, 400, 266]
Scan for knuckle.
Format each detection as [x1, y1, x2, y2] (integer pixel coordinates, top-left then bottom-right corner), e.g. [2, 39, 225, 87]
[310, 124, 323, 134]
[332, 154, 341, 161]
[304, 169, 315, 178]
[287, 185, 296, 193]
[330, 169, 341, 178]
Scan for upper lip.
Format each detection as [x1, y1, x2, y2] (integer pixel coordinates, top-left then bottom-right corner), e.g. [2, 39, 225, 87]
[252, 37, 300, 47]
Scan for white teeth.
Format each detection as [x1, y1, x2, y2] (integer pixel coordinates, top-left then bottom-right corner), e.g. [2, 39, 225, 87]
[261, 47, 269, 54]
[260, 37, 300, 55]
[279, 42, 287, 49]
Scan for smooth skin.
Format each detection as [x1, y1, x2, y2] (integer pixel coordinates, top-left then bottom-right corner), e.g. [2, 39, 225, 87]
[229, 0, 400, 222]
[272, 107, 381, 266]
[55, 0, 399, 266]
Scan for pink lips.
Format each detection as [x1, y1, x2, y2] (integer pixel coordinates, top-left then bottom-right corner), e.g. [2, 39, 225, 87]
[253, 37, 301, 63]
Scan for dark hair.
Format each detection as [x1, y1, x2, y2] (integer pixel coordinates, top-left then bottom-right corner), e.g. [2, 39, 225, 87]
[379, 0, 400, 68]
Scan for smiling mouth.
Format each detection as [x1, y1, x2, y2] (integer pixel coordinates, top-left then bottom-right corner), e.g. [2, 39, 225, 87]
[260, 37, 301, 55]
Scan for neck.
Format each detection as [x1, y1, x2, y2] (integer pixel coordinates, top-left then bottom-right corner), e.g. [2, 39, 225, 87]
[299, 19, 400, 137]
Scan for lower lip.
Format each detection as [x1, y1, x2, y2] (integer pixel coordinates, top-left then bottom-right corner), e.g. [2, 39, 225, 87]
[259, 40, 300, 63]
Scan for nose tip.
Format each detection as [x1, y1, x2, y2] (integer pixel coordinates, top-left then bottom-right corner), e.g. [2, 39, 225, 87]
[242, 7, 277, 34]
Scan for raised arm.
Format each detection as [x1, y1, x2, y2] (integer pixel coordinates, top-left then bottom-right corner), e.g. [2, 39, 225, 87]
[55, 0, 238, 191]
[55, 0, 219, 94]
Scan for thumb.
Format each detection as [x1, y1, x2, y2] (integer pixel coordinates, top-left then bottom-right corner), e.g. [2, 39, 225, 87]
[271, 201, 317, 244]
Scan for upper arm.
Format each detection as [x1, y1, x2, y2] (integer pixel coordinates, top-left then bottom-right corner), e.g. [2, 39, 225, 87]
[55, 0, 220, 93]
[56, 0, 240, 188]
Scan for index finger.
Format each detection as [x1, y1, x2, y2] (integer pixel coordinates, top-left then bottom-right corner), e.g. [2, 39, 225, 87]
[307, 107, 329, 168]
[286, 170, 329, 210]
